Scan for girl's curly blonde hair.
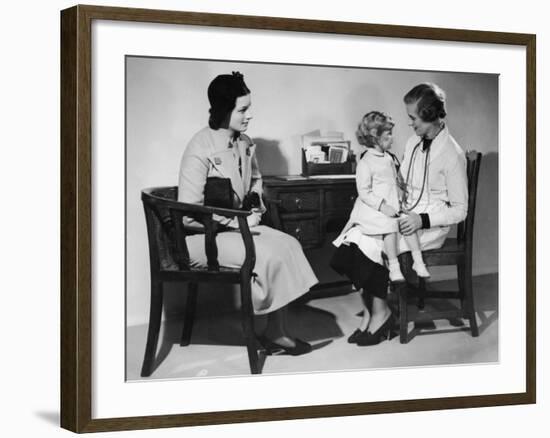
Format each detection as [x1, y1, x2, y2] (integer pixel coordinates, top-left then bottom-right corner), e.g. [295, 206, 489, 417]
[356, 111, 394, 148]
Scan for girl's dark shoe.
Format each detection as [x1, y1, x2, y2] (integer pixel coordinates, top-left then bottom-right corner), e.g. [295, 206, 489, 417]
[356, 314, 394, 346]
[258, 336, 313, 356]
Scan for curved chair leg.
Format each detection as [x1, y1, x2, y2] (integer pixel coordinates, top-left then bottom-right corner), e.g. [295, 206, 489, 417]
[141, 279, 164, 377]
[240, 275, 261, 374]
[463, 263, 479, 337]
[180, 282, 198, 346]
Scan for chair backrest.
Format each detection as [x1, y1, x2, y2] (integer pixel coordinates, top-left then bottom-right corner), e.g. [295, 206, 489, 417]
[457, 151, 483, 247]
[141, 186, 190, 273]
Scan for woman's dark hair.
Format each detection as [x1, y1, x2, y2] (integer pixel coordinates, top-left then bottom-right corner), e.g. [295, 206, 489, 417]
[207, 71, 250, 129]
[403, 83, 447, 122]
[356, 111, 394, 148]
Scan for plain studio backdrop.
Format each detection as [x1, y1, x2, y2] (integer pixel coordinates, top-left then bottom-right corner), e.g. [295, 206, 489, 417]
[0, 0, 546, 438]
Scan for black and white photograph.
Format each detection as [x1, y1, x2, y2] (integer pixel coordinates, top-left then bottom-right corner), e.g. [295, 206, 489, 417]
[4, 0, 547, 434]
[125, 57, 499, 380]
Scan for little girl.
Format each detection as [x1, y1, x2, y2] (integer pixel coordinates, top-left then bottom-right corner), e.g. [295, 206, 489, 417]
[334, 111, 430, 284]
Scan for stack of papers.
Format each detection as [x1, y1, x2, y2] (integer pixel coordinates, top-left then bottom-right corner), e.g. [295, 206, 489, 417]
[302, 129, 350, 164]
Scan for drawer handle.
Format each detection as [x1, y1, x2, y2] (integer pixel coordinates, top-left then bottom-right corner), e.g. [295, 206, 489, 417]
[294, 197, 303, 209]
[294, 227, 302, 239]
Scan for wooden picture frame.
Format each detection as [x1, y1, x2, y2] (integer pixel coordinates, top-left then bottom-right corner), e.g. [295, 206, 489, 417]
[60, 4, 536, 433]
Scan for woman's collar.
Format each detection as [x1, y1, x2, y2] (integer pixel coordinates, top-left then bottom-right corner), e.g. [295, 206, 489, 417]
[426, 124, 451, 162]
[417, 123, 449, 153]
[430, 121, 449, 142]
[209, 127, 241, 150]
[210, 127, 233, 140]
[429, 123, 449, 148]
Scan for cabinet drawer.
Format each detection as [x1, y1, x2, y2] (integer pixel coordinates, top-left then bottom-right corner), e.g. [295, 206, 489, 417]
[283, 219, 320, 244]
[325, 189, 357, 212]
[279, 191, 319, 212]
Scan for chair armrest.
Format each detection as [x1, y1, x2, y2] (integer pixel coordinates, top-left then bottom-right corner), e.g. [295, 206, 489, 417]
[142, 188, 257, 272]
[142, 188, 252, 219]
[186, 210, 256, 273]
[205, 205, 252, 219]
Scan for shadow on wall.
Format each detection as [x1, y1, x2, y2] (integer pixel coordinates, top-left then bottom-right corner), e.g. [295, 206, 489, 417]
[472, 151, 498, 273]
[419, 150, 499, 281]
[253, 138, 288, 176]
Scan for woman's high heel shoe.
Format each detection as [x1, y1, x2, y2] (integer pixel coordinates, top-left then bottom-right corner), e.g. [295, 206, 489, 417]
[258, 336, 313, 356]
[355, 314, 394, 346]
[347, 329, 363, 344]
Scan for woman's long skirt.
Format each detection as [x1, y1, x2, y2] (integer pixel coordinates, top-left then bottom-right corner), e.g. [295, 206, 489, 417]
[186, 225, 318, 315]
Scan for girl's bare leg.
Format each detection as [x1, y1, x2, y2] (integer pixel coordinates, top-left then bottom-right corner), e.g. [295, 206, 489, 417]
[383, 232, 398, 259]
[403, 232, 430, 277]
[403, 231, 420, 252]
[384, 232, 404, 282]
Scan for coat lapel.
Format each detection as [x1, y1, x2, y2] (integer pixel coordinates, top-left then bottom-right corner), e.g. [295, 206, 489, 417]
[207, 149, 245, 202]
[238, 139, 256, 194]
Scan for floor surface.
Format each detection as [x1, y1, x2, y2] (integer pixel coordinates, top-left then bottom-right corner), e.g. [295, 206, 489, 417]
[127, 274, 498, 380]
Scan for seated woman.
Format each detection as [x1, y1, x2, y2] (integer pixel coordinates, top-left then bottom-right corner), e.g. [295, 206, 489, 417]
[178, 71, 318, 355]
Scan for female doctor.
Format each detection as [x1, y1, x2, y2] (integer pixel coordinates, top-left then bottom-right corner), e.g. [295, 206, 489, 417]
[331, 82, 468, 346]
[178, 72, 318, 355]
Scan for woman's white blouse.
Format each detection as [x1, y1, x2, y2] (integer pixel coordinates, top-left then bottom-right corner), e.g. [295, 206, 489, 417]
[401, 125, 468, 227]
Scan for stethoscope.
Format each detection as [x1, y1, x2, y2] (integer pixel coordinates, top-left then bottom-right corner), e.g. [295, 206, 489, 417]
[399, 139, 431, 213]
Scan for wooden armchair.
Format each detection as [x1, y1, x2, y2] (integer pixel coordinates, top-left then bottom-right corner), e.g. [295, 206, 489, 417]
[397, 151, 483, 343]
[140, 186, 262, 376]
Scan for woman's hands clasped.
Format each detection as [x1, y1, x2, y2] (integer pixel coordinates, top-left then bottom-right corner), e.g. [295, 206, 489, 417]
[226, 208, 262, 230]
[246, 209, 263, 228]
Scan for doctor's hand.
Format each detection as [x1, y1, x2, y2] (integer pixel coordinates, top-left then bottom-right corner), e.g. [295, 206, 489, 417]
[398, 212, 422, 235]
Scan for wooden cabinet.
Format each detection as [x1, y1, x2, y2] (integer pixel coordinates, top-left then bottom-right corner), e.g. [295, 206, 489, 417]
[263, 176, 356, 249]
[282, 218, 320, 245]
[278, 190, 320, 213]
[325, 188, 357, 212]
